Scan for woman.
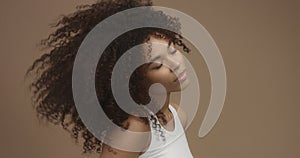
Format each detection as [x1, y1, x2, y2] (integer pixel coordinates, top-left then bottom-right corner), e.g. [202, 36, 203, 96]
[26, 0, 193, 157]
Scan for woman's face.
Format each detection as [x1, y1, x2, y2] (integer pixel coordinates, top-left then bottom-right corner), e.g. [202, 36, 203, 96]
[144, 36, 190, 93]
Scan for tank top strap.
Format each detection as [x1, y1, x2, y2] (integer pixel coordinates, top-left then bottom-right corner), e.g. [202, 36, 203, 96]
[167, 104, 183, 135]
[168, 104, 178, 117]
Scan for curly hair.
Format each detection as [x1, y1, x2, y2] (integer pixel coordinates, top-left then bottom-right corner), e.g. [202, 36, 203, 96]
[26, 0, 190, 155]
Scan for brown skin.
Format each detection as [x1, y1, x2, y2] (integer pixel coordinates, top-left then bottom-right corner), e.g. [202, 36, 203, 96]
[144, 36, 190, 115]
[99, 36, 189, 158]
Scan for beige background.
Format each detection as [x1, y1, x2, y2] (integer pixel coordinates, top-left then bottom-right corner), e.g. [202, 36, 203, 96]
[0, 0, 299, 157]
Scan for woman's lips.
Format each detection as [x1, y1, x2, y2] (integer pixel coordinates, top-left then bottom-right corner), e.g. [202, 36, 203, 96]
[178, 71, 187, 82]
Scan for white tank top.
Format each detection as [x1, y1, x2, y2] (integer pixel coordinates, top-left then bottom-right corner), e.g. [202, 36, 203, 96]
[139, 104, 194, 158]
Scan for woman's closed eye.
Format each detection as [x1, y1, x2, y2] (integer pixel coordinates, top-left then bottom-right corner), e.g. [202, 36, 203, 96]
[154, 63, 163, 69]
[170, 49, 177, 55]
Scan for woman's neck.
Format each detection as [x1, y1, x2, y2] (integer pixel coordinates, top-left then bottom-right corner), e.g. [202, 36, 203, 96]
[150, 92, 171, 116]
[154, 92, 174, 126]
[159, 92, 170, 114]
[148, 92, 173, 123]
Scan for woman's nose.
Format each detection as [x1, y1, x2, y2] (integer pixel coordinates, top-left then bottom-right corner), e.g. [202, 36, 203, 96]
[165, 57, 180, 72]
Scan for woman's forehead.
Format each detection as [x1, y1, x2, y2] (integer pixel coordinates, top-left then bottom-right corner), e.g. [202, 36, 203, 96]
[145, 36, 175, 55]
[148, 35, 169, 44]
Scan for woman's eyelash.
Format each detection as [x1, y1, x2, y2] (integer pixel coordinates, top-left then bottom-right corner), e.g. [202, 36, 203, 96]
[170, 49, 177, 54]
[155, 64, 163, 69]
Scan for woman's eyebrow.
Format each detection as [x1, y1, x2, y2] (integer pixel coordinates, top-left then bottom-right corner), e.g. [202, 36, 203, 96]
[150, 55, 161, 62]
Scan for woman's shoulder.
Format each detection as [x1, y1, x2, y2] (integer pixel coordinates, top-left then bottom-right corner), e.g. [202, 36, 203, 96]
[122, 115, 151, 132]
[101, 115, 152, 157]
[170, 102, 188, 129]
